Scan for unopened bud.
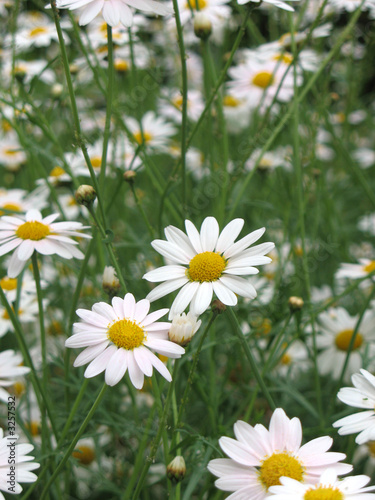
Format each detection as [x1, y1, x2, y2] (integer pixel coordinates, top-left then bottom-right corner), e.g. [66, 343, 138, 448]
[75, 185, 96, 207]
[288, 296, 304, 312]
[69, 63, 79, 75]
[123, 170, 136, 183]
[102, 266, 121, 296]
[194, 12, 212, 39]
[212, 299, 226, 314]
[51, 83, 63, 98]
[167, 456, 186, 483]
[169, 312, 201, 347]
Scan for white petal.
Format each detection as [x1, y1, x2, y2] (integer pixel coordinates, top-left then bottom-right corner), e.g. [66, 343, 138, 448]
[191, 281, 213, 316]
[17, 240, 35, 261]
[102, 0, 120, 26]
[133, 346, 153, 377]
[169, 281, 200, 317]
[146, 277, 189, 302]
[185, 220, 203, 254]
[213, 281, 237, 306]
[200, 217, 219, 252]
[73, 342, 109, 367]
[224, 228, 265, 259]
[84, 345, 117, 378]
[123, 293, 136, 318]
[219, 276, 257, 299]
[105, 348, 128, 386]
[143, 265, 187, 282]
[127, 351, 144, 389]
[215, 219, 244, 254]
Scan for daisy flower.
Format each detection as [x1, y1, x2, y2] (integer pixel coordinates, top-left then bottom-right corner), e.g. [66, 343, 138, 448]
[55, 0, 173, 27]
[65, 293, 185, 389]
[143, 216, 274, 318]
[0, 208, 91, 278]
[0, 294, 40, 338]
[315, 307, 375, 380]
[207, 408, 352, 499]
[0, 350, 30, 403]
[126, 111, 177, 152]
[0, 427, 40, 497]
[238, 0, 299, 12]
[0, 132, 27, 172]
[333, 369, 375, 445]
[268, 468, 375, 499]
[328, 0, 375, 13]
[336, 259, 375, 280]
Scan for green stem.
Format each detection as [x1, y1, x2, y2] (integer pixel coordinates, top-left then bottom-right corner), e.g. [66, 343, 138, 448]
[132, 363, 179, 500]
[171, 0, 188, 216]
[0, 287, 58, 439]
[228, 1, 367, 220]
[99, 26, 114, 194]
[39, 383, 108, 499]
[227, 307, 276, 411]
[129, 182, 156, 239]
[50, 0, 107, 226]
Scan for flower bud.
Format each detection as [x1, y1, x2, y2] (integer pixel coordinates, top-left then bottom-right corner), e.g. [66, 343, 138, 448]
[194, 12, 212, 40]
[167, 455, 186, 483]
[102, 266, 121, 296]
[51, 83, 63, 98]
[123, 170, 136, 183]
[288, 296, 304, 312]
[75, 185, 96, 207]
[169, 312, 201, 347]
[211, 299, 226, 314]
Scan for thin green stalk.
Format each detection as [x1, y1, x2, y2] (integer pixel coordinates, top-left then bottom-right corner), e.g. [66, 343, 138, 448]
[50, 1, 107, 226]
[228, 1, 367, 220]
[59, 378, 90, 448]
[174, 313, 217, 438]
[65, 236, 96, 412]
[0, 287, 58, 439]
[129, 182, 156, 239]
[31, 253, 47, 389]
[172, 0, 188, 216]
[87, 206, 128, 293]
[227, 307, 276, 411]
[39, 383, 108, 499]
[131, 363, 179, 500]
[99, 26, 114, 194]
[337, 286, 375, 390]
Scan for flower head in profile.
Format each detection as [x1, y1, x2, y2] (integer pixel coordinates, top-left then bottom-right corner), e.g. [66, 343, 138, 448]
[0, 209, 91, 277]
[268, 468, 375, 499]
[239, 0, 299, 12]
[0, 427, 40, 496]
[55, 0, 173, 27]
[333, 369, 375, 445]
[0, 350, 30, 403]
[207, 408, 352, 499]
[65, 293, 185, 389]
[143, 216, 274, 318]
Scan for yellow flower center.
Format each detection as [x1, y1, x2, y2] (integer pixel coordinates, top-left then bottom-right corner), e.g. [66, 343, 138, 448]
[0, 277, 17, 291]
[363, 261, 375, 274]
[4, 149, 18, 156]
[173, 95, 184, 109]
[281, 353, 292, 365]
[48, 320, 64, 336]
[108, 319, 145, 350]
[258, 452, 305, 490]
[2, 120, 12, 133]
[12, 380, 26, 397]
[50, 166, 66, 177]
[25, 420, 41, 437]
[29, 27, 47, 37]
[223, 95, 241, 107]
[115, 60, 129, 72]
[368, 441, 375, 457]
[252, 71, 274, 89]
[188, 251, 226, 282]
[72, 445, 96, 465]
[2, 307, 22, 320]
[134, 131, 153, 145]
[304, 486, 343, 500]
[335, 329, 363, 351]
[1, 203, 21, 213]
[16, 221, 50, 241]
[273, 52, 293, 65]
[67, 196, 77, 207]
[186, 0, 206, 9]
[90, 156, 102, 168]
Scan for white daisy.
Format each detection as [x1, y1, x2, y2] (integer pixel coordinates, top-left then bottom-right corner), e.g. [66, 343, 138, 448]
[0, 350, 30, 403]
[65, 293, 185, 389]
[333, 369, 375, 445]
[207, 408, 352, 499]
[268, 468, 375, 499]
[336, 259, 375, 280]
[143, 216, 274, 318]
[238, 0, 299, 12]
[328, 0, 375, 13]
[0, 427, 40, 498]
[0, 188, 48, 215]
[0, 293, 40, 338]
[126, 111, 177, 152]
[315, 307, 375, 380]
[0, 270, 41, 302]
[0, 208, 91, 278]
[55, 0, 172, 27]
[0, 132, 27, 172]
